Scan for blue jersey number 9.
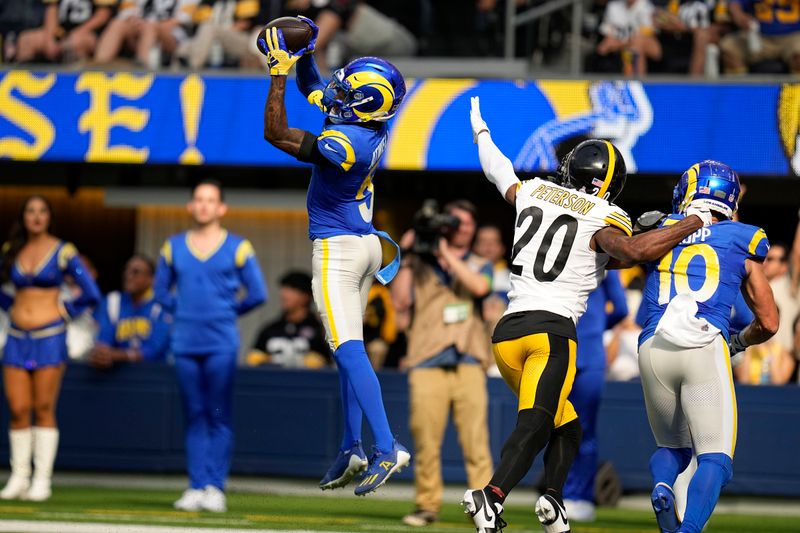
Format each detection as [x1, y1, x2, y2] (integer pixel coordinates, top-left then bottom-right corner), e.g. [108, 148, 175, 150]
[657, 243, 721, 305]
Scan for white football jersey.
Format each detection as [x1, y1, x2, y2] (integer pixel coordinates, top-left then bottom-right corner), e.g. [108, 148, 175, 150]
[505, 177, 632, 324]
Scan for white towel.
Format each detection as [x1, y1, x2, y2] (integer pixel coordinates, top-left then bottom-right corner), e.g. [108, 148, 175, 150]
[655, 293, 720, 349]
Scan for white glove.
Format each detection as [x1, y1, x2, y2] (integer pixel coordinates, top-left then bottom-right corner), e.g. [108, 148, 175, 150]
[470, 96, 489, 144]
[685, 200, 713, 226]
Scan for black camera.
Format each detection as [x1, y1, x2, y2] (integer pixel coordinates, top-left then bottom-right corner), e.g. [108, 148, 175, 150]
[411, 199, 461, 255]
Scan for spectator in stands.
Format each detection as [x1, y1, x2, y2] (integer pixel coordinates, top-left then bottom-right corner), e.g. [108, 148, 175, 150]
[472, 224, 510, 332]
[791, 211, 800, 298]
[793, 314, 800, 371]
[64, 254, 99, 361]
[89, 254, 170, 368]
[720, 0, 800, 74]
[422, 0, 500, 57]
[363, 281, 397, 370]
[653, 0, 728, 75]
[0, 195, 101, 502]
[155, 179, 267, 513]
[14, 0, 116, 63]
[284, 0, 416, 71]
[246, 270, 329, 369]
[0, 0, 46, 61]
[94, 0, 198, 68]
[733, 337, 796, 385]
[177, 0, 265, 69]
[762, 243, 799, 356]
[392, 200, 493, 528]
[596, 0, 662, 75]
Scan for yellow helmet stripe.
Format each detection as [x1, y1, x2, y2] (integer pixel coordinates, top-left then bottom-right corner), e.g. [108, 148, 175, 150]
[682, 163, 699, 210]
[596, 141, 617, 199]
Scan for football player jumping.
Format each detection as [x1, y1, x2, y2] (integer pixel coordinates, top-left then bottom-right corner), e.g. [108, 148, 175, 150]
[261, 18, 410, 496]
[464, 97, 712, 533]
[636, 162, 778, 533]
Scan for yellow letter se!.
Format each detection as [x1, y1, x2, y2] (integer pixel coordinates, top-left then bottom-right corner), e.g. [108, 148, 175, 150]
[0, 71, 56, 160]
[76, 72, 154, 163]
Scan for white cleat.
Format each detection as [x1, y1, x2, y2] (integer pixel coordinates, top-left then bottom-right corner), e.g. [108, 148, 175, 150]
[535, 493, 571, 533]
[201, 485, 227, 513]
[174, 488, 205, 511]
[461, 489, 506, 533]
[25, 478, 51, 502]
[0, 475, 30, 500]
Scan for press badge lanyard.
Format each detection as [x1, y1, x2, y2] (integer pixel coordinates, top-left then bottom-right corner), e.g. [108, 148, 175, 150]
[373, 230, 401, 285]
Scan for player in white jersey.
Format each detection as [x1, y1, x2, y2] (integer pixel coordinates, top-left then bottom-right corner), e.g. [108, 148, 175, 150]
[461, 97, 711, 533]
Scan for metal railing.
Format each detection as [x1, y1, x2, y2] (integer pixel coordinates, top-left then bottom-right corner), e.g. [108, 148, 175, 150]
[505, 0, 585, 75]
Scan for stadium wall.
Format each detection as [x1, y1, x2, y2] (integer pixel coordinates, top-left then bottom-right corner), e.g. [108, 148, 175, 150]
[0, 364, 797, 497]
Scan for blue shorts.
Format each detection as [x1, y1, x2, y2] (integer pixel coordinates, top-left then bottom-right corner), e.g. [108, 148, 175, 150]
[3, 319, 68, 370]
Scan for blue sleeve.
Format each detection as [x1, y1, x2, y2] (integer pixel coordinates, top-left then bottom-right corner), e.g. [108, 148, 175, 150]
[316, 128, 357, 172]
[744, 226, 770, 262]
[0, 290, 12, 312]
[730, 292, 754, 335]
[96, 296, 115, 346]
[234, 240, 267, 315]
[153, 241, 176, 312]
[61, 247, 101, 318]
[295, 54, 328, 98]
[635, 293, 648, 328]
[604, 271, 628, 330]
[139, 308, 171, 361]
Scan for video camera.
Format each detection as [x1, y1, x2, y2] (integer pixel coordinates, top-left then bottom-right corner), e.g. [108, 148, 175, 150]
[411, 199, 461, 255]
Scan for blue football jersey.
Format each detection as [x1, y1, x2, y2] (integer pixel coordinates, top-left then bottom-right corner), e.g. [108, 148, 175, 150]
[732, 0, 800, 35]
[306, 121, 389, 240]
[639, 214, 769, 344]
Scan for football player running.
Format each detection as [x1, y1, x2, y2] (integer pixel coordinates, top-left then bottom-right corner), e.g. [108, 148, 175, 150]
[261, 18, 410, 495]
[464, 97, 711, 533]
[636, 162, 778, 533]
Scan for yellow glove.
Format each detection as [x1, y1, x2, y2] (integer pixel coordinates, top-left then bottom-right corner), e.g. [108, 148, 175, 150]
[307, 89, 326, 112]
[265, 27, 301, 76]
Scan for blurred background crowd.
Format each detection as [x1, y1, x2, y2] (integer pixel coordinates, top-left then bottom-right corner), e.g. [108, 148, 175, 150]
[2, 0, 799, 77]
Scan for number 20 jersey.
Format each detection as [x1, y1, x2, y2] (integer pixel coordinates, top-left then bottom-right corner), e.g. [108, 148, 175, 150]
[638, 214, 769, 344]
[505, 177, 633, 325]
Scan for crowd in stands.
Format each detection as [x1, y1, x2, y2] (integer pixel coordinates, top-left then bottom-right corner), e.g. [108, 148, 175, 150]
[2, 0, 797, 75]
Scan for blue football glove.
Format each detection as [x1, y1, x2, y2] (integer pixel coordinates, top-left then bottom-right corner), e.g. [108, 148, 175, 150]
[263, 27, 303, 76]
[297, 15, 319, 54]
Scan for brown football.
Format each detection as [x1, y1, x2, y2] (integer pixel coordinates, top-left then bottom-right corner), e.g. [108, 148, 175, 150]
[256, 17, 313, 56]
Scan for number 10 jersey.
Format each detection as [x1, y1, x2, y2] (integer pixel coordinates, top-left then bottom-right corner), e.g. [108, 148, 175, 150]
[505, 177, 633, 325]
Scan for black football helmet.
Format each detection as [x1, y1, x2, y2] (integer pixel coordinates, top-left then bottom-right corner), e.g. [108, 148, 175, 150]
[555, 139, 627, 203]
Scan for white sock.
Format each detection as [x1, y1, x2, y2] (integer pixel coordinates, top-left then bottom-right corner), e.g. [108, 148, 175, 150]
[31, 427, 59, 483]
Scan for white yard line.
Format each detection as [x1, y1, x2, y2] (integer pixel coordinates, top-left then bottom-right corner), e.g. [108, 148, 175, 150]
[0, 521, 332, 533]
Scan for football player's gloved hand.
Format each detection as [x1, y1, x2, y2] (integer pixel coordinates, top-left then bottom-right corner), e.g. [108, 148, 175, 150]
[470, 96, 489, 144]
[297, 15, 318, 54]
[728, 331, 748, 366]
[307, 89, 328, 112]
[265, 27, 303, 76]
[685, 200, 713, 226]
[633, 210, 667, 235]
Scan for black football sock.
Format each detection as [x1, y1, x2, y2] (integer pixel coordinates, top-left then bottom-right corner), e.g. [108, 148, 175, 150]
[487, 408, 554, 499]
[542, 418, 583, 500]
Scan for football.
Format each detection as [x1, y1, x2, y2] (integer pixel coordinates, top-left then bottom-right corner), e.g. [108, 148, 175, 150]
[256, 17, 314, 56]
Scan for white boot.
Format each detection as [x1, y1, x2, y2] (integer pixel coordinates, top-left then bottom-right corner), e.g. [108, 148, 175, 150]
[0, 428, 32, 500]
[27, 427, 58, 502]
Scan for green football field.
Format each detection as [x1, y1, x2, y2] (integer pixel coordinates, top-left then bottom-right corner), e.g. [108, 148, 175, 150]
[0, 486, 796, 533]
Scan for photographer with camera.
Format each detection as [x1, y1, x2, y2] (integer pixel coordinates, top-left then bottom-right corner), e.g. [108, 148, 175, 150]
[392, 199, 494, 527]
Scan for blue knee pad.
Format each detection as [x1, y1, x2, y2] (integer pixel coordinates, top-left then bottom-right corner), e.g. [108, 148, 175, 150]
[697, 452, 733, 486]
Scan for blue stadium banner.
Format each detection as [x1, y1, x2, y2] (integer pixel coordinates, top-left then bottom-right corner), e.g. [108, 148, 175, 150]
[0, 69, 798, 175]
